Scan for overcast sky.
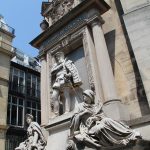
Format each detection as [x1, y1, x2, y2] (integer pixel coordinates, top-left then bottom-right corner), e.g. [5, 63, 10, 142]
[0, 0, 43, 57]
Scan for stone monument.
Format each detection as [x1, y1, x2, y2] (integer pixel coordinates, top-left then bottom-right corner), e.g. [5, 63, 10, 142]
[30, 0, 150, 149]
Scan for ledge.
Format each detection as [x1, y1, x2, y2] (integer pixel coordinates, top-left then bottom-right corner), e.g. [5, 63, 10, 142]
[45, 112, 74, 129]
[127, 114, 150, 127]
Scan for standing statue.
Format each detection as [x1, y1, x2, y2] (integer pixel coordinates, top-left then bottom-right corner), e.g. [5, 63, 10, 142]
[51, 51, 82, 117]
[69, 89, 141, 149]
[15, 114, 47, 150]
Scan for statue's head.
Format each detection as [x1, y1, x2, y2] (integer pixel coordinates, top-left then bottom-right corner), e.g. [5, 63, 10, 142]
[54, 51, 65, 63]
[83, 89, 95, 104]
[26, 114, 34, 124]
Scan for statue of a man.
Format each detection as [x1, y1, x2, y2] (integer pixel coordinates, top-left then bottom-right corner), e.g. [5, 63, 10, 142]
[51, 51, 82, 117]
[69, 89, 141, 149]
[15, 114, 46, 150]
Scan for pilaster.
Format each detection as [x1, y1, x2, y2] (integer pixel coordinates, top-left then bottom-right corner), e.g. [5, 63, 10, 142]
[91, 18, 129, 120]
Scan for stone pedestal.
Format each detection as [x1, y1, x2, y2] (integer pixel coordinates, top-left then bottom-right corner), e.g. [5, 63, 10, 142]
[45, 113, 73, 150]
[74, 139, 150, 150]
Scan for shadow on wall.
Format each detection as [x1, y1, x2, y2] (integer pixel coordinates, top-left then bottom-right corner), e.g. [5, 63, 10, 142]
[107, 0, 150, 116]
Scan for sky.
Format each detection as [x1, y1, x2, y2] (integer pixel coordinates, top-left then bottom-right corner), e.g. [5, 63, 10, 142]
[0, 0, 43, 57]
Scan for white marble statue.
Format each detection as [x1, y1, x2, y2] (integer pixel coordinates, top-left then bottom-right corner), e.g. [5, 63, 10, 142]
[51, 51, 82, 117]
[69, 89, 142, 149]
[15, 114, 46, 150]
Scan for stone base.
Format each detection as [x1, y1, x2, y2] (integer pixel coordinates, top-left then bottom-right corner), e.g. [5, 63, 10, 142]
[45, 112, 73, 150]
[75, 139, 150, 150]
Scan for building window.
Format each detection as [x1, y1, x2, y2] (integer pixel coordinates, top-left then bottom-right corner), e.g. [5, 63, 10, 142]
[10, 67, 25, 94]
[7, 95, 24, 126]
[27, 73, 40, 98]
[7, 95, 41, 126]
[26, 100, 41, 123]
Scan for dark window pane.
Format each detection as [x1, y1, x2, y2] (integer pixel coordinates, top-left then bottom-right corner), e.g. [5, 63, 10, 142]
[7, 104, 10, 124]
[19, 77, 24, 85]
[32, 110, 36, 121]
[13, 76, 18, 92]
[11, 105, 17, 125]
[27, 87, 31, 96]
[12, 97, 17, 104]
[32, 75, 36, 83]
[8, 95, 11, 103]
[37, 103, 41, 110]
[18, 107, 23, 126]
[19, 98, 23, 106]
[32, 102, 36, 109]
[26, 108, 31, 114]
[20, 70, 24, 78]
[27, 74, 31, 95]
[14, 68, 18, 76]
[32, 87, 36, 97]
[26, 101, 31, 107]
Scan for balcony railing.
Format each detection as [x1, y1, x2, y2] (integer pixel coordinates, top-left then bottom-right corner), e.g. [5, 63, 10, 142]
[0, 21, 15, 35]
[0, 41, 16, 52]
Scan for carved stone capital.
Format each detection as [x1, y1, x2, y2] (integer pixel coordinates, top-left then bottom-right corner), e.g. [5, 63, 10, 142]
[90, 17, 105, 28]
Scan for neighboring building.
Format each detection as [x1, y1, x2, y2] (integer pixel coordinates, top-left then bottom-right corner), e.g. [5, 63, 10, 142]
[5, 49, 41, 150]
[30, 0, 150, 149]
[0, 14, 15, 150]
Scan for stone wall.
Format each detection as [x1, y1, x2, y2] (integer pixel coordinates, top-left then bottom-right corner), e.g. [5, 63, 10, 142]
[123, 4, 150, 109]
[120, 0, 150, 13]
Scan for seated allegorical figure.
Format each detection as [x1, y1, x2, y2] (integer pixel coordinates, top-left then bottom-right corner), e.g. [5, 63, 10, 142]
[15, 114, 46, 150]
[70, 89, 141, 148]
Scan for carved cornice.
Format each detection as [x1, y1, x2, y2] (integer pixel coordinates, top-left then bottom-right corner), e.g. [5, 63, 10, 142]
[30, 0, 110, 49]
[38, 9, 104, 58]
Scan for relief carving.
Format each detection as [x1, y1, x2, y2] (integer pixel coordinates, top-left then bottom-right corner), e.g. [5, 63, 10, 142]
[49, 0, 74, 24]
[51, 51, 82, 117]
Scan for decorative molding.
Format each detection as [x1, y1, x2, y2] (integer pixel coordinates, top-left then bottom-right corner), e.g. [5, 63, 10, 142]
[52, 0, 74, 24]
[41, 12, 87, 53]
[49, 27, 85, 54]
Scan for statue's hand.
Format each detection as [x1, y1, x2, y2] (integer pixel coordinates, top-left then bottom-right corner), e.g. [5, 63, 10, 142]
[86, 116, 97, 127]
[51, 63, 63, 73]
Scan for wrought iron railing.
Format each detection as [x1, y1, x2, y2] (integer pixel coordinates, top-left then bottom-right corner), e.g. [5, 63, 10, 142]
[0, 21, 15, 34]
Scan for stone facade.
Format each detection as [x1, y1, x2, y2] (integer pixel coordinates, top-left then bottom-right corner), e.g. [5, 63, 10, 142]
[0, 16, 15, 150]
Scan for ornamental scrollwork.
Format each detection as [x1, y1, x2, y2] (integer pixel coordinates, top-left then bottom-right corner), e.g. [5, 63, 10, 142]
[49, 0, 74, 24]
